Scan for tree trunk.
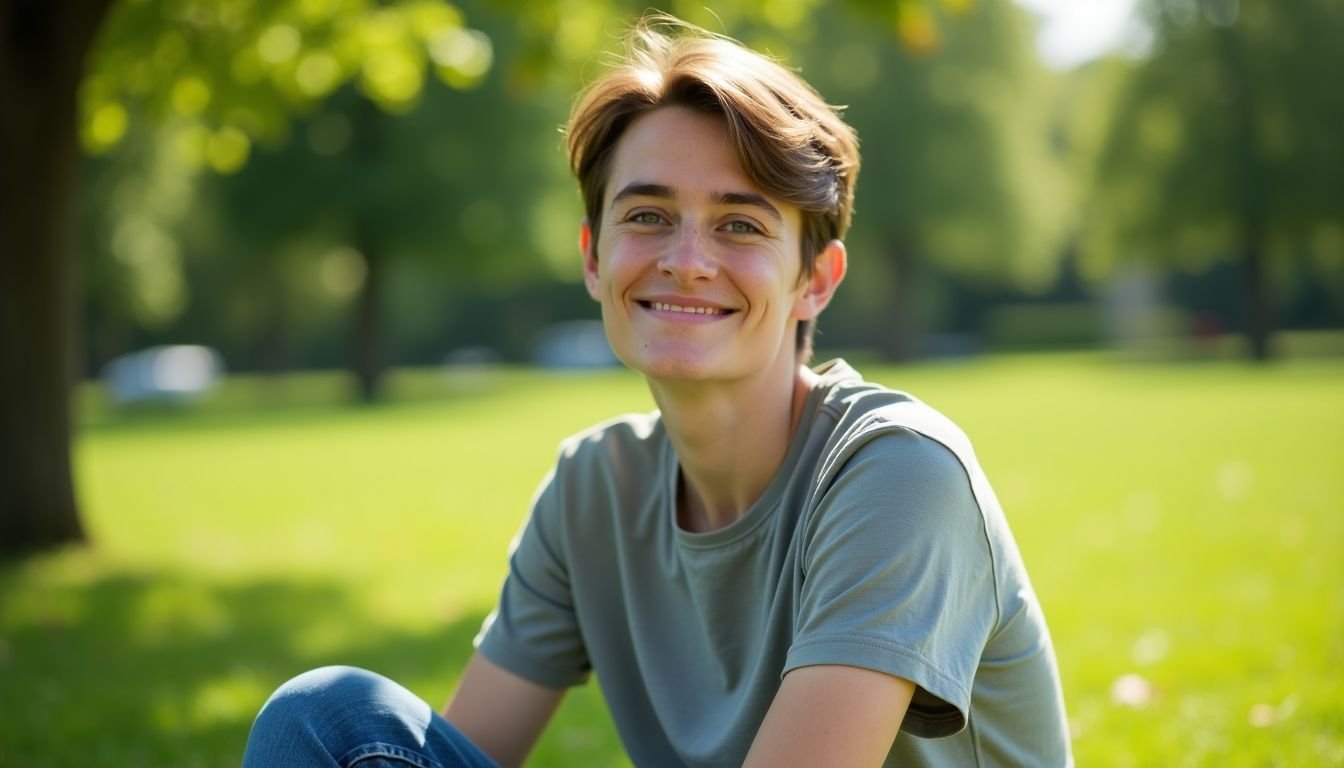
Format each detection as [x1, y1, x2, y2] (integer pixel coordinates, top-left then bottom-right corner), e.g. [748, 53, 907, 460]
[0, 0, 112, 556]
[352, 242, 384, 402]
[350, 96, 387, 403]
[881, 234, 921, 361]
[1216, 22, 1273, 361]
[1239, 217, 1271, 361]
[258, 277, 293, 375]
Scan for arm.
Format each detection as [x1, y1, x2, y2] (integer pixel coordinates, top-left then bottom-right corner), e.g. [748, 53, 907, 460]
[443, 652, 565, 768]
[745, 665, 914, 768]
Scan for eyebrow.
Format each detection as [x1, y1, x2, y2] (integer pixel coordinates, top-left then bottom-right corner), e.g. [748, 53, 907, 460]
[611, 182, 674, 204]
[610, 182, 783, 224]
[714, 191, 782, 223]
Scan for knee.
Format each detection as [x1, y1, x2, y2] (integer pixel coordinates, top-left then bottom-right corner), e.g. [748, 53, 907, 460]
[252, 665, 384, 736]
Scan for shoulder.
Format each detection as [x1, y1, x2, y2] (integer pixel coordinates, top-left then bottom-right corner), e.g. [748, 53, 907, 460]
[539, 411, 668, 511]
[523, 411, 667, 553]
[805, 421, 981, 547]
[809, 360, 976, 492]
[555, 410, 664, 470]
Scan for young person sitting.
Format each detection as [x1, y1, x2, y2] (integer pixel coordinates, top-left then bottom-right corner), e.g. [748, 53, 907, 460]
[243, 14, 1071, 768]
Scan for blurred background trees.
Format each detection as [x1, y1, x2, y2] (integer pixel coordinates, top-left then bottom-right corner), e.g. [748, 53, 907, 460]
[71, 0, 1344, 381]
[1080, 0, 1344, 361]
[3, 0, 1342, 553]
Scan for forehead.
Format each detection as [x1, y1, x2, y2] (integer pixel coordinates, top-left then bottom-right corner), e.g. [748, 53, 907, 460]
[605, 107, 769, 207]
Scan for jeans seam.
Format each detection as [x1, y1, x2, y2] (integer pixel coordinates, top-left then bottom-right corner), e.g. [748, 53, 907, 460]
[340, 742, 445, 768]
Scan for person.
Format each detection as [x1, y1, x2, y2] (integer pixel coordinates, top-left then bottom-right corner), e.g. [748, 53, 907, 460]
[243, 13, 1071, 768]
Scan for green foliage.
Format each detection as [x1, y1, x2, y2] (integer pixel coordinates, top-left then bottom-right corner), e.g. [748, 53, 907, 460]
[83, 0, 492, 169]
[79, 123, 200, 334]
[813, 0, 1069, 292]
[2, 355, 1342, 764]
[76, 0, 497, 350]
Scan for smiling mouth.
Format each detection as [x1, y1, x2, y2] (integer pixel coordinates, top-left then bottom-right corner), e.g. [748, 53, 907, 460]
[640, 301, 733, 316]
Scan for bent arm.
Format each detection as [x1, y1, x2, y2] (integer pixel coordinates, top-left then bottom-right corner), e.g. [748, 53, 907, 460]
[745, 664, 914, 768]
[443, 652, 565, 768]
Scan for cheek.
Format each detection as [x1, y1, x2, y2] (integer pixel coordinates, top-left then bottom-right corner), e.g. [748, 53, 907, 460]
[738, 260, 799, 306]
[600, 242, 652, 287]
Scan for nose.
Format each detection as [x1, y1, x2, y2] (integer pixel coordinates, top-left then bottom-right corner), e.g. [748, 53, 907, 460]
[657, 227, 717, 284]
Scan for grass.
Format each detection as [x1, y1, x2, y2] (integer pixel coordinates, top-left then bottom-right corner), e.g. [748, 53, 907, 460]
[2, 353, 1341, 766]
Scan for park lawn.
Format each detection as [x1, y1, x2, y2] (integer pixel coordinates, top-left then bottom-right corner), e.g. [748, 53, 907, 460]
[1, 353, 1341, 766]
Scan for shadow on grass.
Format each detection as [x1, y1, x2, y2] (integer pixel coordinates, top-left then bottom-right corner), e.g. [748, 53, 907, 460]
[0, 567, 623, 767]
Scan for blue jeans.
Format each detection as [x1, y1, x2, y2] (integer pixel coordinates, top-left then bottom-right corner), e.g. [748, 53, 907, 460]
[242, 666, 499, 767]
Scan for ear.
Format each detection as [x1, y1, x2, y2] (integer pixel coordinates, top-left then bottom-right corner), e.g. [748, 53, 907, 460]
[580, 219, 600, 301]
[793, 239, 847, 320]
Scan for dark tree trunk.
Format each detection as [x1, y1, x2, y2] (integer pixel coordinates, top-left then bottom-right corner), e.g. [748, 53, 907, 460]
[258, 278, 293, 375]
[1239, 219, 1271, 361]
[0, 0, 112, 556]
[1216, 23, 1273, 361]
[881, 234, 921, 362]
[352, 241, 384, 402]
[350, 96, 387, 403]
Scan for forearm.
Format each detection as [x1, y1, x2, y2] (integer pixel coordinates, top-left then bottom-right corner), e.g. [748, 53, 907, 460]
[444, 653, 565, 768]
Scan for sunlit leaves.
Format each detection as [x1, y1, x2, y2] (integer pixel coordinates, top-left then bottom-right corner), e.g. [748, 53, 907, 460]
[895, 3, 940, 55]
[839, 0, 980, 56]
[257, 24, 302, 65]
[84, 130, 200, 329]
[429, 27, 492, 90]
[170, 76, 211, 116]
[294, 50, 343, 97]
[112, 215, 189, 326]
[318, 246, 368, 299]
[80, 0, 492, 165]
[83, 102, 130, 151]
[206, 126, 251, 173]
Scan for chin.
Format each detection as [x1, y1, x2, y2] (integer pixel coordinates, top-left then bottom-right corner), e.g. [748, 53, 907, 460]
[618, 349, 725, 383]
[633, 359, 716, 382]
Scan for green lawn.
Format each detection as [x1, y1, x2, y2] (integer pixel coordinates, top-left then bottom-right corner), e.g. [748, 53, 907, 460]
[2, 354, 1341, 766]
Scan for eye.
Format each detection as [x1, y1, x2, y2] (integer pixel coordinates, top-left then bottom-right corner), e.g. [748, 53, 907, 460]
[627, 211, 664, 225]
[723, 219, 761, 235]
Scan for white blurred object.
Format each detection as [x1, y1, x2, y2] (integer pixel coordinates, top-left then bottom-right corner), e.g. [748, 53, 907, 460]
[103, 345, 224, 404]
[1109, 673, 1155, 708]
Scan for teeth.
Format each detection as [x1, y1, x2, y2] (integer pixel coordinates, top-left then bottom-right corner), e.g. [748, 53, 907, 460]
[652, 302, 724, 315]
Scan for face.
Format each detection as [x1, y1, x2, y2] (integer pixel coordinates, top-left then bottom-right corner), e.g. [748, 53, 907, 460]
[582, 106, 843, 385]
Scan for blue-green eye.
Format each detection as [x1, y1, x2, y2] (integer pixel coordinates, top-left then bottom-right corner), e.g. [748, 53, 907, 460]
[725, 220, 759, 235]
[630, 211, 662, 225]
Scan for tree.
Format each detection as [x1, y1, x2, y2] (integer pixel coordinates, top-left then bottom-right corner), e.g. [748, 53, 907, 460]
[801, 0, 1067, 357]
[1, 0, 114, 554]
[1081, 0, 1344, 359]
[1, 0, 490, 555]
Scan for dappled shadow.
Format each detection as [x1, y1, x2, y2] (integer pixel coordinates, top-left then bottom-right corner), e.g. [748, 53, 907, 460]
[0, 567, 623, 767]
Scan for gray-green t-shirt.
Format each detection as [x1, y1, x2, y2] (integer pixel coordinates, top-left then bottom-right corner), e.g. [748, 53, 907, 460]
[477, 360, 1070, 767]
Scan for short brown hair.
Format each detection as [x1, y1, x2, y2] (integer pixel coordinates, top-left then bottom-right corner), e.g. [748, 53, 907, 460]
[565, 15, 860, 360]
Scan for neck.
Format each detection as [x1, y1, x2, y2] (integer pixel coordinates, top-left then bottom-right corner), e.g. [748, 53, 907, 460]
[650, 357, 819, 533]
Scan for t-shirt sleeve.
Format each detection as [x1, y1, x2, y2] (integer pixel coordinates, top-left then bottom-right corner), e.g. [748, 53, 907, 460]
[475, 462, 592, 689]
[785, 426, 997, 738]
